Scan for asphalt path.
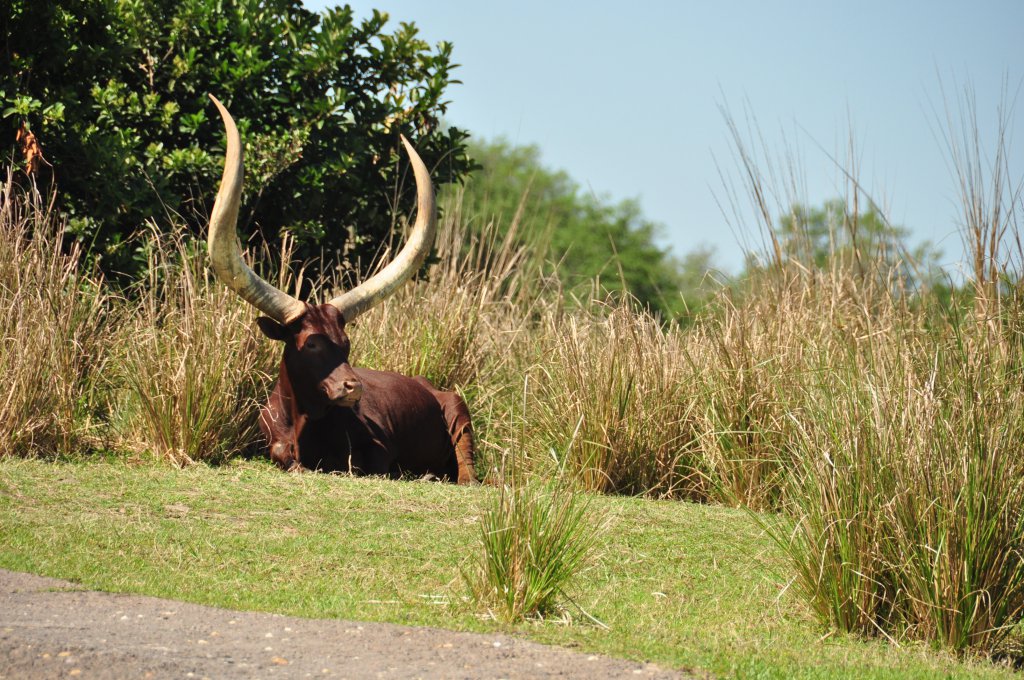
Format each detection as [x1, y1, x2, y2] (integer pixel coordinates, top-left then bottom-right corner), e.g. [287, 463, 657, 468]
[0, 569, 695, 679]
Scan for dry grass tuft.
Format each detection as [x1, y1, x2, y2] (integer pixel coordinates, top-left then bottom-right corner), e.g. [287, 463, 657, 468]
[109, 228, 278, 465]
[0, 176, 108, 458]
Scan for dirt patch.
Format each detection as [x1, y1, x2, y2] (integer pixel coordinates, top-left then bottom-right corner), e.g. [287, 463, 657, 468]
[0, 569, 696, 679]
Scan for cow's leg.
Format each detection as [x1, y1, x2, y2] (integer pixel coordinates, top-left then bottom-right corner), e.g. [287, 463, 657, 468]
[348, 439, 397, 478]
[453, 419, 477, 485]
[268, 439, 302, 471]
[438, 391, 478, 485]
[260, 385, 302, 471]
[410, 377, 477, 485]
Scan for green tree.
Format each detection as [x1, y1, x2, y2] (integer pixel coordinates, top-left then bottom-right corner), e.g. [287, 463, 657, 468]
[2, 0, 472, 279]
[767, 199, 942, 291]
[450, 138, 716, 319]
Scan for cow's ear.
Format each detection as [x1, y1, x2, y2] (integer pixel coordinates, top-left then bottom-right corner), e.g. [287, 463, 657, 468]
[256, 316, 289, 341]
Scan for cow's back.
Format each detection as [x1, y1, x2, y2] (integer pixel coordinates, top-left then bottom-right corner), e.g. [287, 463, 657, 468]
[296, 368, 456, 478]
[356, 368, 457, 477]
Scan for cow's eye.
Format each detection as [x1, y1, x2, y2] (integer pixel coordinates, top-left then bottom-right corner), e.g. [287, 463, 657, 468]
[304, 338, 322, 352]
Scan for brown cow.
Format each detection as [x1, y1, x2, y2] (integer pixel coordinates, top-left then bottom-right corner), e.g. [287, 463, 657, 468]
[206, 95, 476, 484]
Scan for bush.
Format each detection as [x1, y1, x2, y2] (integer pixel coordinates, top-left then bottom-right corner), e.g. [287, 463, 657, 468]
[2, 0, 473, 280]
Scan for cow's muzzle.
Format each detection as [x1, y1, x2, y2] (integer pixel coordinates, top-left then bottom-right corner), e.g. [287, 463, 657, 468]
[321, 362, 363, 408]
[326, 378, 363, 407]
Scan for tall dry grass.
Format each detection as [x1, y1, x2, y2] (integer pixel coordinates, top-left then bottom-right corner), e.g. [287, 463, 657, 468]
[109, 228, 278, 465]
[516, 301, 702, 497]
[734, 90, 1024, 652]
[763, 291, 1024, 650]
[0, 175, 109, 458]
[349, 206, 532, 390]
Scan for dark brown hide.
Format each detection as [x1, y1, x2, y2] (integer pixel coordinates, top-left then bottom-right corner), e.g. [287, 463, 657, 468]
[257, 304, 476, 484]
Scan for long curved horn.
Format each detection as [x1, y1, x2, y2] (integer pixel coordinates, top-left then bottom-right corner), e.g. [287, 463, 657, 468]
[327, 135, 437, 323]
[207, 94, 306, 325]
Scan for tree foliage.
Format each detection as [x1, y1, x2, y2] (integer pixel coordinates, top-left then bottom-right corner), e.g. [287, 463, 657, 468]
[769, 199, 942, 289]
[2, 0, 473, 279]
[451, 139, 715, 319]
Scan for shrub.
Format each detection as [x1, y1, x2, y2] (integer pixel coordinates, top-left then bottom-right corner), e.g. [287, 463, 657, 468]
[3, 0, 473, 280]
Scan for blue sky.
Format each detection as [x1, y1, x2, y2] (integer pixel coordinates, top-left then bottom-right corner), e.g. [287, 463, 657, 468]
[308, 0, 1023, 273]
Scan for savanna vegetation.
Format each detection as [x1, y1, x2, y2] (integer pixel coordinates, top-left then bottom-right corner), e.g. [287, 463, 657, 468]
[2, 1, 1023, 677]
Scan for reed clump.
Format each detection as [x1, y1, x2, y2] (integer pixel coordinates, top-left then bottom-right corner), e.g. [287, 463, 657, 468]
[467, 477, 601, 623]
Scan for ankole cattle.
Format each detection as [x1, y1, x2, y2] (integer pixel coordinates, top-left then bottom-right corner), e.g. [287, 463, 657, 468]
[207, 95, 476, 484]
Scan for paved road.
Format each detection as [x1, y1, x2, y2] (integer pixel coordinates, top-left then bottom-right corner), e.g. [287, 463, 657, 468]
[0, 569, 694, 679]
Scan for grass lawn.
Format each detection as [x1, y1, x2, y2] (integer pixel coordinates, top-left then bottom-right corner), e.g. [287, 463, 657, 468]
[0, 457, 1015, 679]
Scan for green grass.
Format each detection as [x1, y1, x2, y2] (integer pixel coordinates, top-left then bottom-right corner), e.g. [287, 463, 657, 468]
[468, 480, 600, 622]
[0, 458, 1014, 679]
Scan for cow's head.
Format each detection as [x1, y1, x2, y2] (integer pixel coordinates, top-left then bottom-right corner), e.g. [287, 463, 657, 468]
[256, 303, 362, 418]
[205, 94, 436, 418]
